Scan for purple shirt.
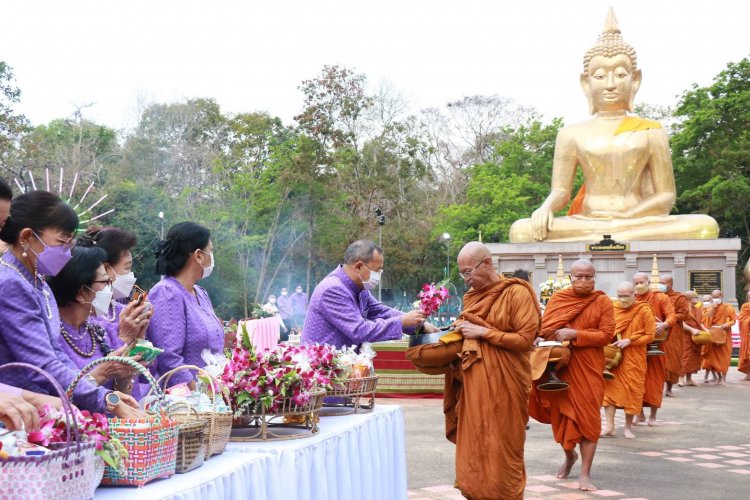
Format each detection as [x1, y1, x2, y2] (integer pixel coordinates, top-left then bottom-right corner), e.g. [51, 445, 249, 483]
[58, 319, 123, 370]
[301, 266, 407, 348]
[0, 252, 108, 412]
[291, 292, 308, 316]
[90, 301, 125, 345]
[146, 277, 224, 387]
[277, 294, 292, 319]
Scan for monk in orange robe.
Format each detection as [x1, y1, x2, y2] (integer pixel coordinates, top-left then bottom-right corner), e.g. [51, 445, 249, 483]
[661, 275, 687, 396]
[632, 272, 675, 426]
[529, 259, 615, 492]
[738, 290, 750, 381]
[602, 282, 655, 439]
[680, 291, 704, 386]
[701, 289, 736, 385]
[444, 242, 540, 500]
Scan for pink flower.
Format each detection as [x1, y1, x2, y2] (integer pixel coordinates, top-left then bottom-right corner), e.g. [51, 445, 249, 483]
[28, 419, 64, 446]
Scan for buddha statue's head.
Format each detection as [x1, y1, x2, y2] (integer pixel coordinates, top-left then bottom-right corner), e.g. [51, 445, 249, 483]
[581, 8, 642, 115]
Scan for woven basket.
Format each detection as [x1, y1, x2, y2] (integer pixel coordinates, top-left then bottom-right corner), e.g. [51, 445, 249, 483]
[167, 405, 207, 474]
[151, 364, 233, 458]
[67, 356, 178, 487]
[323, 375, 379, 415]
[230, 389, 326, 441]
[0, 363, 99, 500]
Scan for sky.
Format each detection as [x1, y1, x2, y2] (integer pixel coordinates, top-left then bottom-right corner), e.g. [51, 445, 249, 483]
[1, 0, 748, 131]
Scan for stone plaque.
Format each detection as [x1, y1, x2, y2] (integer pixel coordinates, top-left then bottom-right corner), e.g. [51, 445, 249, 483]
[689, 270, 723, 295]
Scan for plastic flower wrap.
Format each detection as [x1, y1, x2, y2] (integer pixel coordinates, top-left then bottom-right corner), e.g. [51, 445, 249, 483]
[337, 343, 376, 379]
[26, 404, 128, 471]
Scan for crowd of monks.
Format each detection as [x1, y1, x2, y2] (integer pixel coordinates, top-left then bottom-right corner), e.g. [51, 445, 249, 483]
[407, 242, 750, 500]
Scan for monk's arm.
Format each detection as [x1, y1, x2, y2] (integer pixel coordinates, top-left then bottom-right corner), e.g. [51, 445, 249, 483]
[661, 296, 676, 327]
[723, 306, 737, 328]
[629, 308, 656, 346]
[573, 296, 615, 347]
[481, 286, 538, 351]
[674, 296, 690, 323]
[626, 128, 676, 218]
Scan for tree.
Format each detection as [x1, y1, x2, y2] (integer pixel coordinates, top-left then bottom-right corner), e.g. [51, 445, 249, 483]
[0, 61, 30, 180]
[671, 57, 750, 291]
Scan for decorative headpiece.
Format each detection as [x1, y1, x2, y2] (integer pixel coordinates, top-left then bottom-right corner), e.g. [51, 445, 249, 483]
[583, 7, 638, 74]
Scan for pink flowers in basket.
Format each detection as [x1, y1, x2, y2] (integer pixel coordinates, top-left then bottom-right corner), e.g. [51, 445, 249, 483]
[222, 323, 347, 414]
[26, 405, 128, 471]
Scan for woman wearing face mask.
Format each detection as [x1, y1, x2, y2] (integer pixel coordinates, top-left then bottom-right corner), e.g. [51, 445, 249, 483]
[147, 222, 223, 389]
[76, 226, 151, 344]
[47, 246, 144, 397]
[263, 294, 289, 341]
[0, 191, 143, 418]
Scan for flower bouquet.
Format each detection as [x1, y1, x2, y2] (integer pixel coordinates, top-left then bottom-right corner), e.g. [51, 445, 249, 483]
[223, 324, 326, 441]
[409, 281, 451, 347]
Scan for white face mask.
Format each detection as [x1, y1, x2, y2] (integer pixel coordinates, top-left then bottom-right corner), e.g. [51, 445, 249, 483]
[657, 284, 668, 293]
[112, 271, 137, 300]
[713, 298, 722, 305]
[87, 285, 114, 317]
[199, 251, 215, 279]
[359, 267, 382, 291]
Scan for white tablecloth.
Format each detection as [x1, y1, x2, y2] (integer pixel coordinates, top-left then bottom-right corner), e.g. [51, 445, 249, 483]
[226, 404, 407, 500]
[94, 451, 282, 500]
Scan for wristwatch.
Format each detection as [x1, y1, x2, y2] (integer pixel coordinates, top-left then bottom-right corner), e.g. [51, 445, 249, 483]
[105, 392, 121, 411]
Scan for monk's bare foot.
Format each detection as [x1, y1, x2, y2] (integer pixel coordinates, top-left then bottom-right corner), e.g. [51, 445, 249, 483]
[600, 427, 615, 437]
[624, 428, 636, 439]
[686, 381, 697, 386]
[556, 451, 578, 479]
[632, 415, 644, 426]
[743, 375, 750, 381]
[647, 418, 657, 426]
[579, 477, 597, 492]
[665, 389, 674, 397]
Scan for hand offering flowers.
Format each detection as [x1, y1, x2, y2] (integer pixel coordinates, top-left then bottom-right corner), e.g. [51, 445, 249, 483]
[414, 282, 450, 334]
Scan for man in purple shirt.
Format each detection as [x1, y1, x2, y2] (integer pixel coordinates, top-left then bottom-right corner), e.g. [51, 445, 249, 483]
[277, 287, 293, 332]
[291, 284, 308, 330]
[302, 240, 436, 348]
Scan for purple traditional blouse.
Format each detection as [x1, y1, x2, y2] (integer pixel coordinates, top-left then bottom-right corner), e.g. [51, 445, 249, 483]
[0, 252, 108, 412]
[301, 266, 408, 348]
[146, 277, 224, 387]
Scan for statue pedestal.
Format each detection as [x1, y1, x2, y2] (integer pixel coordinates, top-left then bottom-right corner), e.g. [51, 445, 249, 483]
[487, 239, 742, 306]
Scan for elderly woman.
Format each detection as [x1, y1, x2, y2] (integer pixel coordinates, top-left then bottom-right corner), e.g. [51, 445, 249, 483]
[47, 246, 147, 398]
[0, 190, 142, 417]
[147, 222, 223, 389]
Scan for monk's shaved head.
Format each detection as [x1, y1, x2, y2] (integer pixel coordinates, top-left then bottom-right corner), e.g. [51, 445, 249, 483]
[684, 290, 697, 300]
[617, 282, 635, 295]
[457, 241, 491, 261]
[570, 259, 595, 274]
[702, 294, 712, 302]
[711, 289, 723, 298]
[660, 274, 673, 287]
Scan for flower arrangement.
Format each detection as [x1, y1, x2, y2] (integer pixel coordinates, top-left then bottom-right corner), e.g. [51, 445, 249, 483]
[337, 343, 376, 379]
[248, 303, 273, 320]
[221, 323, 345, 414]
[27, 404, 128, 471]
[414, 281, 451, 334]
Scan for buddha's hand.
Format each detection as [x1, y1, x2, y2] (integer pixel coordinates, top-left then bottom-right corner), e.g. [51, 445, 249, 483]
[531, 204, 554, 240]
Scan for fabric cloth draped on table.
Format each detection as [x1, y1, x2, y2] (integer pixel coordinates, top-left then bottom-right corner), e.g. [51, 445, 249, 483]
[302, 266, 413, 348]
[738, 302, 750, 376]
[701, 303, 736, 375]
[0, 252, 107, 411]
[529, 288, 615, 450]
[225, 405, 407, 500]
[682, 304, 704, 374]
[603, 301, 655, 415]
[94, 451, 281, 500]
[146, 276, 224, 387]
[636, 290, 675, 409]
[238, 317, 280, 353]
[665, 290, 689, 384]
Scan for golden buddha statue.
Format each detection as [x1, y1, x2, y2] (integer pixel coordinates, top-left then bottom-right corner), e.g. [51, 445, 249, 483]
[509, 8, 719, 243]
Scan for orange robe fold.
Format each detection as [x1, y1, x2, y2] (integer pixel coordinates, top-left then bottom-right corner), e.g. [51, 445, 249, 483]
[665, 290, 689, 384]
[604, 301, 655, 415]
[447, 277, 540, 500]
[529, 289, 615, 450]
[701, 303, 736, 375]
[739, 303, 750, 376]
[637, 290, 675, 409]
[682, 304, 704, 375]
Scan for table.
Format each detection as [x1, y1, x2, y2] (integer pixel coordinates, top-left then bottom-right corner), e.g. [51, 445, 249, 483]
[95, 451, 281, 500]
[94, 405, 407, 500]
[226, 405, 407, 500]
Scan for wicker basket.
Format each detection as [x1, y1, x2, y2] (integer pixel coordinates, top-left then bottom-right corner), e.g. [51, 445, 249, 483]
[0, 363, 99, 499]
[230, 389, 326, 441]
[169, 405, 207, 474]
[322, 375, 379, 415]
[67, 356, 178, 487]
[152, 364, 233, 458]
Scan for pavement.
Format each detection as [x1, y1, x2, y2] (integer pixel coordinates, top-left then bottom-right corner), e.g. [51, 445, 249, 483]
[398, 367, 750, 500]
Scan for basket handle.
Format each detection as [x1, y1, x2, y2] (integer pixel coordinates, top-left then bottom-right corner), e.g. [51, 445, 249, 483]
[0, 362, 81, 461]
[147, 364, 230, 408]
[66, 356, 166, 408]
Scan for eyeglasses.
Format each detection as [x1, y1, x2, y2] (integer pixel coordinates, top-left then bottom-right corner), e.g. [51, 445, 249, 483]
[92, 278, 113, 287]
[36, 231, 76, 250]
[458, 260, 484, 280]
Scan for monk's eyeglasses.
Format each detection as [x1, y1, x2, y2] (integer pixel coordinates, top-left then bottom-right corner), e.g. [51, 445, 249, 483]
[459, 260, 483, 280]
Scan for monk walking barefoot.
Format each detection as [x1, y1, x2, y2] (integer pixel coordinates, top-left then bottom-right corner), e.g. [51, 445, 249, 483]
[530, 260, 615, 492]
